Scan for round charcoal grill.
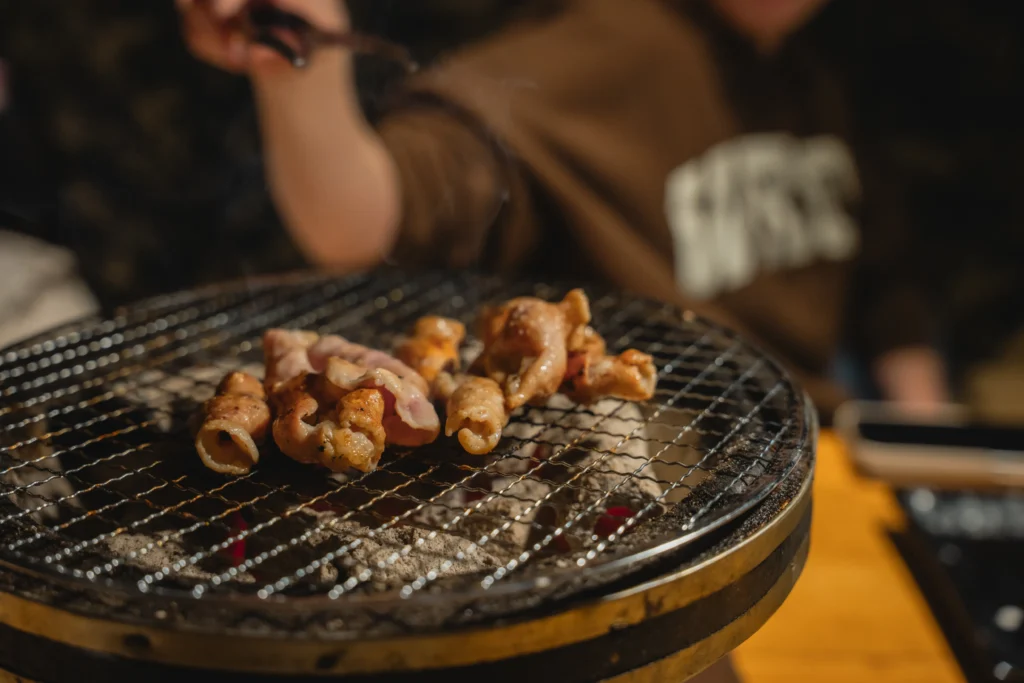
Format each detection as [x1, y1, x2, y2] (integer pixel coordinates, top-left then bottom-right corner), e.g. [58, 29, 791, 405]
[0, 271, 815, 683]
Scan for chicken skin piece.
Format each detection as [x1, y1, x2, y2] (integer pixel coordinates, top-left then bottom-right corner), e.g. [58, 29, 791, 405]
[445, 376, 508, 455]
[563, 348, 658, 405]
[195, 372, 271, 475]
[264, 328, 432, 396]
[562, 324, 658, 404]
[271, 373, 387, 473]
[308, 334, 430, 396]
[263, 329, 319, 392]
[566, 324, 608, 360]
[474, 289, 591, 411]
[322, 357, 440, 446]
[432, 371, 461, 404]
[331, 389, 389, 472]
[395, 316, 467, 392]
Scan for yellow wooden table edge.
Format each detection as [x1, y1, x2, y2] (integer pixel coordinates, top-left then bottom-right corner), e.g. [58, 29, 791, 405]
[733, 431, 963, 683]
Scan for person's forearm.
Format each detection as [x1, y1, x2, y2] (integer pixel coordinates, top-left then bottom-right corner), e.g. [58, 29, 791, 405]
[251, 50, 401, 269]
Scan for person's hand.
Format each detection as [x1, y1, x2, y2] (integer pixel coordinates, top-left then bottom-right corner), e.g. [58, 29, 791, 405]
[872, 345, 952, 417]
[177, 0, 349, 75]
[178, 0, 399, 272]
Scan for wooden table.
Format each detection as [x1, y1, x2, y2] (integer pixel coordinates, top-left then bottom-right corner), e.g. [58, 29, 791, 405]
[731, 432, 964, 683]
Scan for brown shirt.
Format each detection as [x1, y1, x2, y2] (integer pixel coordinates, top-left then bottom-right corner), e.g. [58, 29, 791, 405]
[379, 0, 931, 416]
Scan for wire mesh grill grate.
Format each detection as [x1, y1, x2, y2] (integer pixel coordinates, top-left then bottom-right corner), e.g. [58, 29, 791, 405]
[0, 271, 811, 621]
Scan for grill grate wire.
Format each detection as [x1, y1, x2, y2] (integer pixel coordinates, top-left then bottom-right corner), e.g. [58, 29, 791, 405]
[0, 272, 809, 617]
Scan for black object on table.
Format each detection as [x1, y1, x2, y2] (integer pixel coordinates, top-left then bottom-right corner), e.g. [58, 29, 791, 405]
[895, 488, 1024, 683]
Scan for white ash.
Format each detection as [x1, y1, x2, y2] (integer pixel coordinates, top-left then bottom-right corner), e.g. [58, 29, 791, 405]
[103, 532, 252, 582]
[1, 410, 81, 523]
[408, 399, 666, 557]
[293, 510, 506, 589]
[504, 400, 665, 551]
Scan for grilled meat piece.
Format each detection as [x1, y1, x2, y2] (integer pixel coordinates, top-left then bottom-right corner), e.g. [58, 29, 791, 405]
[445, 376, 508, 455]
[272, 373, 386, 473]
[263, 329, 318, 392]
[474, 289, 591, 410]
[564, 348, 658, 404]
[563, 325, 657, 404]
[395, 316, 466, 394]
[195, 371, 271, 475]
[323, 357, 440, 447]
[309, 334, 430, 396]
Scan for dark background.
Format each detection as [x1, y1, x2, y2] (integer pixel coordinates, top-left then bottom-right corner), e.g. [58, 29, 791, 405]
[810, 0, 1024, 384]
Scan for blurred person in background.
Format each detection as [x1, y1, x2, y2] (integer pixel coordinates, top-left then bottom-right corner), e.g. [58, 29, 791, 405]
[0, 0, 956, 420]
[177, 0, 949, 421]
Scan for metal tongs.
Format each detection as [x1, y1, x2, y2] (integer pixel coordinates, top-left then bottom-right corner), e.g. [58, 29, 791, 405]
[240, 3, 419, 73]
